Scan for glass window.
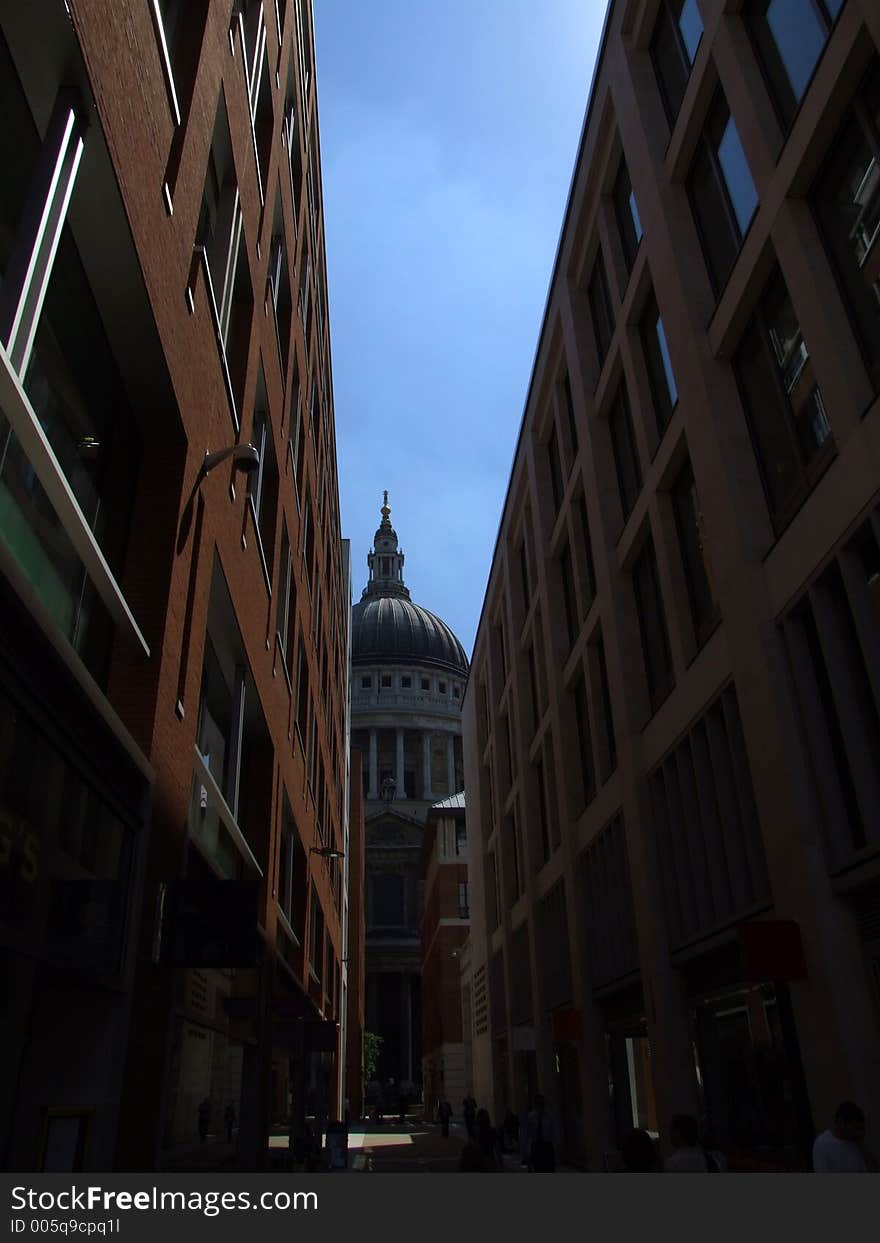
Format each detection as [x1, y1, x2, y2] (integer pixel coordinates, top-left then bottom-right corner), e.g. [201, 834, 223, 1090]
[572, 673, 596, 809]
[361, 675, 371, 689]
[381, 674, 392, 688]
[614, 158, 643, 272]
[609, 383, 643, 522]
[588, 250, 614, 369]
[547, 423, 564, 511]
[594, 637, 617, 778]
[633, 536, 675, 712]
[812, 59, 880, 392]
[577, 495, 597, 616]
[421, 676, 430, 691]
[560, 542, 578, 651]
[641, 290, 678, 432]
[688, 92, 758, 292]
[748, 0, 838, 130]
[651, 0, 704, 125]
[671, 460, 719, 644]
[401, 676, 411, 688]
[718, 116, 759, 235]
[735, 266, 833, 526]
[439, 681, 447, 694]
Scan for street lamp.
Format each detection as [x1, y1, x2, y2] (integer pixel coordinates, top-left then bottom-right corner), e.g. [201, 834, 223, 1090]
[381, 776, 396, 806]
[200, 443, 260, 479]
[309, 845, 346, 860]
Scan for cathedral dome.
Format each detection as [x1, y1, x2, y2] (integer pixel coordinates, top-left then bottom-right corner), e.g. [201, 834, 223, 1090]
[351, 493, 469, 676]
[352, 595, 468, 674]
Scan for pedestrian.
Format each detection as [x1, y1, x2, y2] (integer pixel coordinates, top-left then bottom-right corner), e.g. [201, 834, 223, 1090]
[813, 1101, 873, 1172]
[475, 1108, 500, 1171]
[438, 1098, 453, 1139]
[524, 1093, 558, 1172]
[664, 1113, 718, 1172]
[620, 1128, 660, 1172]
[502, 1108, 519, 1154]
[223, 1102, 236, 1144]
[462, 1094, 477, 1140]
[197, 1097, 211, 1144]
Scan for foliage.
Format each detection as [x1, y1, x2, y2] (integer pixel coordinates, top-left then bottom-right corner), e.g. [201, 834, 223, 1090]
[364, 1030, 383, 1081]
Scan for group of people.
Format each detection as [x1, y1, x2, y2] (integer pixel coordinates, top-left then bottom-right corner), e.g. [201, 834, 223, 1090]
[617, 1100, 875, 1173]
[435, 1093, 560, 1172]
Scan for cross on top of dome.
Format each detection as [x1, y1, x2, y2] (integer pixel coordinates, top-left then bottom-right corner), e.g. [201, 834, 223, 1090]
[364, 491, 410, 599]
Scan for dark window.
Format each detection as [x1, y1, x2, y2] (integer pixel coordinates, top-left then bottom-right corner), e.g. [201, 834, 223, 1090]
[609, 383, 642, 522]
[572, 673, 596, 809]
[641, 290, 678, 432]
[519, 540, 531, 608]
[547, 423, 564, 512]
[671, 460, 719, 644]
[528, 644, 540, 734]
[688, 91, 758, 293]
[535, 757, 551, 864]
[458, 882, 470, 920]
[633, 537, 675, 712]
[651, 0, 704, 125]
[613, 158, 643, 271]
[248, 403, 278, 574]
[595, 638, 617, 777]
[456, 823, 467, 854]
[747, 0, 839, 131]
[453, 684, 460, 698]
[562, 372, 578, 460]
[421, 676, 430, 691]
[439, 681, 447, 694]
[812, 59, 880, 392]
[361, 675, 371, 688]
[401, 676, 411, 688]
[588, 250, 614, 369]
[560, 542, 578, 651]
[276, 522, 296, 668]
[735, 266, 833, 525]
[577, 495, 597, 616]
[380, 674, 392, 688]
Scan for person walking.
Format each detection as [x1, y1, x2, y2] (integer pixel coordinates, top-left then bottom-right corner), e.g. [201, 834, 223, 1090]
[438, 1098, 453, 1139]
[620, 1128, 660, 1172]
[524, 1094, 558, 1172]
[475, 1108, 500, 1171]
[223, 1102, 236, 1144]
[813, 1101, 873, 1172]
[197, 1097, 211, 1144]
[664, 1114, 718, 1171]
[463, 1094, 477, 1141]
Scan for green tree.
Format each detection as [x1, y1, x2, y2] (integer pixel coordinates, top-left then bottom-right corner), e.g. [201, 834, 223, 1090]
[364, 1031, 383, 1081]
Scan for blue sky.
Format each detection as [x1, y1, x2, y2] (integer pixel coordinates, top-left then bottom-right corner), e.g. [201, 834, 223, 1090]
[314, 0, 607, 658]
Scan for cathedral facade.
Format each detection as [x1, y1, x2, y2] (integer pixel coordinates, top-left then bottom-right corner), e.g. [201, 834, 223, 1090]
[350, 496, 468, 1094]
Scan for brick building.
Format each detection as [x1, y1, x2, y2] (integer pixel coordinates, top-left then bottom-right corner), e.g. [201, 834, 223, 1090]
[420, 792, 470, 1122]
[0, 0, 351, 1171]
[463, 0, 880, 1171]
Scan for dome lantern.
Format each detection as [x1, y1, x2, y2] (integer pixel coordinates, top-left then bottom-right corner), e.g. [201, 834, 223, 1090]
[364, 490, 409, 600]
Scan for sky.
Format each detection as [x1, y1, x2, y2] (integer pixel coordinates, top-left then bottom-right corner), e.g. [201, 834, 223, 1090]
[314, 0, 607, 659]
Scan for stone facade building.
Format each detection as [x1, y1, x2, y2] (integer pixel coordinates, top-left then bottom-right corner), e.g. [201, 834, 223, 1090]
[350, 496, 468, 1092]
[463, 0, 880, 1172]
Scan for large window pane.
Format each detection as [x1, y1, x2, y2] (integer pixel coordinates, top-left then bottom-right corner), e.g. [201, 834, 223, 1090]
[642, 290, 678, 432]
[588, 251, 614, 368]
[609, 384, 642, 521]
[735, 267, 833, 524]
[813, 59, 880, 389]
[678, 0, 703, 63]
[671, 460, 718, 644]
[614, 159, 643, 272]
[633, 537, 674, 711]
[717, 116, 759, 235]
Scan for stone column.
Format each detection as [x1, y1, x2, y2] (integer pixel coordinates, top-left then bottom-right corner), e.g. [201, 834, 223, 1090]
[422, 732, 433, 802]
[368, 728, 378, 800]
[446, 733, 456, 795]
[396, 728, 406, 799]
